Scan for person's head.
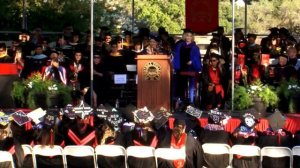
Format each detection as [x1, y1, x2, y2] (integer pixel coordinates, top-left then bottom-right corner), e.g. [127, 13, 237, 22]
[74, 51, 82, 62]
[50, 51, 59, 60]
[0, 43, 7, 57]
[72, 31, 80, 43]
[173, 119, 186, 140]
[217, 26, 225, 35]
[111, 43, 118, 53]
[93, 54, 102, 64]
[104, 33, 112, 44]
[183, 29, 194, 43]
[114, 36, 123, 50]
[52, 58, 59, 67]
[34, 45, 43, 55]
[247, 33, 257, 44]
[40, 128, 55, 147]
[287, 47, 297, 59]
[279, 54, 288, 66]
[0, 124, 12, 141]
[210, 53, 219, 68]
[124, 31, 132, 42]
[134, 41, 142, 51]
[253, 52, 261, 63]
[33, 27, 42, 36]
[149, 36, 158, 48]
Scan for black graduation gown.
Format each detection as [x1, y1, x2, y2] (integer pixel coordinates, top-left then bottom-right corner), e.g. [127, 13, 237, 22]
[125, 130, 157, 168]
[64, 123, 96, 168]
[96, 133, 126, 168]
[157, 132, 204, 168]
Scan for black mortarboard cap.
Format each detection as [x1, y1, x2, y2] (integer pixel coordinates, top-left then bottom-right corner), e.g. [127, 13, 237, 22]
[208, 109, 228, 125]
[43, 113, 56, 128]
[73, 101, 93, 119]
[247, 33, 257, 39]
[267, 110, 285, 131]
[94, 104, 110, 120]
[182, 28, 194, 34]
[153, 108, 171, 130]
[133, 107, 154, 124]
[63, 104, 76, 120]
[235, 28, 243, 33]
[279, 27, 289, 35]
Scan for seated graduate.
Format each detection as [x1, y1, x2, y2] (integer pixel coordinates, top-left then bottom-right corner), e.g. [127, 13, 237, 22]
[34, 112, 65, 168]
[125, 107, 157, 168]
[63, 102, 96, 147]
[157, 118, 204, 168]
[43, 58, 67, 85]
[258, 110, 292, 148]
[231, 113, 259, 168]
[0, 43, 14, 63]
[0, 113, 24, 168]
[201, 109, 230, 144]
[182, 105, 203, 141]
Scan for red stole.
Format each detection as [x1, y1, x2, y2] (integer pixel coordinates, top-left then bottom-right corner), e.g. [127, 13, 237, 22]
[209, 67, 224, 98]
[8, 145, 15, 155]
[171, 133, 187, 168]
[67, 129, 96, 145]
[251, 64, 260, 79]
[133, 136, 158, 148]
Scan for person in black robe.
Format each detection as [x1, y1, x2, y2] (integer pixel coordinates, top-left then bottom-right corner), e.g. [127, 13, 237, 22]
[157, 118, 204, 168]
[231, 113, 259, 168]
[0, 43, 14, 63]
[95, 121, 126, 168]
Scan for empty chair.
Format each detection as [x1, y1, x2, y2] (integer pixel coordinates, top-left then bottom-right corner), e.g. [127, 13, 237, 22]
[0, 151, 15, 168]
[231, 145, 260, 168]
[21, 145, 34, 168]
[63, 145, 96, 168]
[293, 146, 300, 168]
[126, 146, 156, 168]
[33, 145, 65, 168]
[202, 143, 231, 168]
[261, 147, 292, 168]
[155, 148, 186, 168]
[95, 145, 126, 168]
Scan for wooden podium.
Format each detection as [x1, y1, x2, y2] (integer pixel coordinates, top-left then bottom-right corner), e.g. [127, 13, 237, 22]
[136, 55, 171, 112]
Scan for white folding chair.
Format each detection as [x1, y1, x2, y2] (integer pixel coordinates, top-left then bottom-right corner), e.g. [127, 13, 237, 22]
[0, 151, 15, 168]
[21, 145, 34, 168]
[33, 145, 65, 168]
[202, 143, 231, 168]
[155, 148, 185, 167]
[95, 145, 127, 168]
[292, 146, 300, 156]
[230, 145, 260, 167]
[63, 145, 96, 168]
[261, 147, 292, 168]
[126, 146, 156, 168]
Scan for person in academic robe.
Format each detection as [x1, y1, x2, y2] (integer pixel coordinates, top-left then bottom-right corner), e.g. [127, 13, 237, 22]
[231, 113, 259, 168]
[248, 52, 267, 83]
[95, 121, 126, 168]
[287, 46, 300, 71]
[142, 35, 163, 55]
[245, 33, 261, 66]
[202, 54, 225, 110]
[68, 51, 86, 84]
[157, 118, 204, 168]
[260, 28, 279, 55]
[173, 29, 202, 104]
[105, 40, 127, 75]
[102, 33, 112, 58]
[43, 58, 67, 85]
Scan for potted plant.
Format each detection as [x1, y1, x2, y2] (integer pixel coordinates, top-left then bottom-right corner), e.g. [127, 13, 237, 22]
[276, 80, 300, 113]
[247, 80, 279, 116]
[11, 72, 72, 109]
[233, 85, 253, 111]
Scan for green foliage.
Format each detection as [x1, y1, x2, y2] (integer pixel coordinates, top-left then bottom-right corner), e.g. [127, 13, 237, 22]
[11, 72, 72, 109]
[234, 86, 253, 110]
[276, 80, 300, 113]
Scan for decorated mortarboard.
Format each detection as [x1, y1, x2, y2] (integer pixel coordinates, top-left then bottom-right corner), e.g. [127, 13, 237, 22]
[63, 104, 76, 120]
[107, 108, 123, 131]
[242, 113, 258, 128]
[95, 104, 111, 120]
[133, 107, 154, 124]
[0, 112, 13, 127]
[73, 101, 93, 119]
[153, 107, 171, 130]
[27, 108, 46, 124]
[11, 110, 30, 126]
[267, 109, 285, 131]
[185, 105, 203, 118]
[208, 109, 230, 125]
[43, 113, 56, 128]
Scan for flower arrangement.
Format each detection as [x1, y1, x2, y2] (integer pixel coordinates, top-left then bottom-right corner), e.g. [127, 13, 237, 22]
[247, 80, 279, 108]
[11, 72, 72, 109]
[276, 80, 300, 113]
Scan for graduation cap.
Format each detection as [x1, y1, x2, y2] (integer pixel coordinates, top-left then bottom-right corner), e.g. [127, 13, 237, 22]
[208, 109, 230, 125]
[267, 109, 286, 131]
[242, 113, 258, 128]
[133, 107, 154, 124]
[43, 113, 56, 128]
[11, 110, 30, 126]
[279, 27, 290, 35]
[182, 28, 194, 34]
[235, 28, 244, 33]
[152, 107, 171, 129]
[73, 101, 93, 119]
[63, 104, 76, 120]
[0, 112, 12, 127]
[27, 108, 47, 124]
[279, 52, 288, 59]
[185, 105, 203, 118]
[149, 35, 159, 42]
[95, 104, 110, 120]
[107, 108, 123, 131]
[247, 33, 257, 39]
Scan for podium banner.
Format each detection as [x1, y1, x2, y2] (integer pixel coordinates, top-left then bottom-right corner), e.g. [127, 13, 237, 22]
[186, 0, 219, 35]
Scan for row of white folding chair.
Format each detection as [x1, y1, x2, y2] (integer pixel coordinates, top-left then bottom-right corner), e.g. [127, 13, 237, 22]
[202, 143, 294, 168]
